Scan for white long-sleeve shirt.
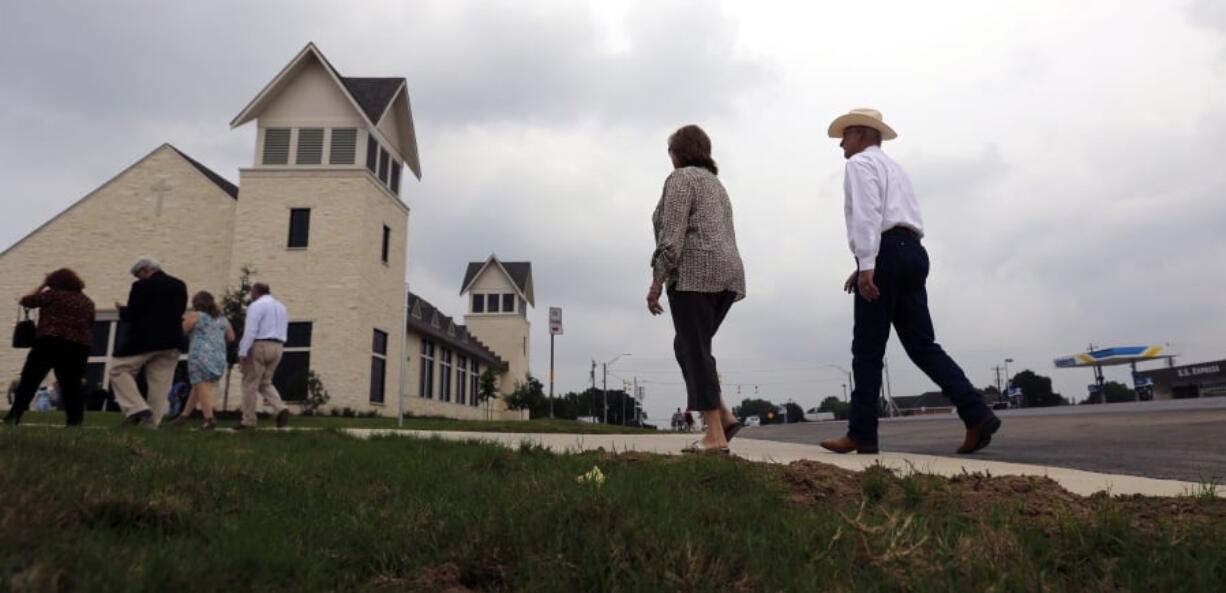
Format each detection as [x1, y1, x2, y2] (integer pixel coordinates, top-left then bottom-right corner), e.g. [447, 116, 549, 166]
[843, 145, 925, 271]
[238, 294, 289, 357]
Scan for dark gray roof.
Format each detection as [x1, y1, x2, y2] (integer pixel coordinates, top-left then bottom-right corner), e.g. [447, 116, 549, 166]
[461, 261, 532, 295]
[340, 77, 403, 123]
[168, 145, 238, 199]
[406, 292, 506, 370]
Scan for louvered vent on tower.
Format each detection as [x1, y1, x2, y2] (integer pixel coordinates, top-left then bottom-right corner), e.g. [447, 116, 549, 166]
[296, 128, 323, 164]
[263, 128, 290, 165]
[329, 128, 357, 164]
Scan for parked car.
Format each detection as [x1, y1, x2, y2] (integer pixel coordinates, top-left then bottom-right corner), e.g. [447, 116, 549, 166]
[804, 408, 836, 422]
[745, 415, 761, 427]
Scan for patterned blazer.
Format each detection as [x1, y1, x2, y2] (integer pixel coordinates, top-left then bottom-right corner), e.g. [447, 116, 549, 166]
[651, 167, 746, 300]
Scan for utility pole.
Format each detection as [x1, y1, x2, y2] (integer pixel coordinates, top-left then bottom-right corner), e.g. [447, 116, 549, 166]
[601, 362, 608, 424]
[841, 383, 847, 401]
[590, 360, 596, 419]
[992, 365, 1004, 394]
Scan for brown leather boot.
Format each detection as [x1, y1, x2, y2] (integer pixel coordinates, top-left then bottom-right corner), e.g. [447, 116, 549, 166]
[957, 416, 1002, 454]
[819, 436, 879, 454]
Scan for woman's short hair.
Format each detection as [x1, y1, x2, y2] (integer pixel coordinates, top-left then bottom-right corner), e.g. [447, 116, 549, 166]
[191, 291, 222, 318]
[45, 268, 85, 292]
[668, 125, 719, 175]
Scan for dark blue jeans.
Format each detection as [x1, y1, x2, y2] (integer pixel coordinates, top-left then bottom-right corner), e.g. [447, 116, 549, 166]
[848, 228, 992, 446]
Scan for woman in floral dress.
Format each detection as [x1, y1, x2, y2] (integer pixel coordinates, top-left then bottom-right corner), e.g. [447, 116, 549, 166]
[173, 291, 233, 429]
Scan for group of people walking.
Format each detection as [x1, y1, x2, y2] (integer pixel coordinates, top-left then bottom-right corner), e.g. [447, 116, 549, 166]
[651, 109, 1002, 455]
[4, 257, 292, 430]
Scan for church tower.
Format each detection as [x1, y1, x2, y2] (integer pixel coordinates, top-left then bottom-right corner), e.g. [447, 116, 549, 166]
[461, 255, 533, 398]
[228, 43, 421, 410]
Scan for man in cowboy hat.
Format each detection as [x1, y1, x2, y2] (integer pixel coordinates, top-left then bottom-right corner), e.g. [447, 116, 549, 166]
[821, 108, 1000, 455]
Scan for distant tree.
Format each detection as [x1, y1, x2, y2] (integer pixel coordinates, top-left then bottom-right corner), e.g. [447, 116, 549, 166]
[506, 374, 548, 418]
[817, 396, 851, 420]
[784, 402, 806, 423]
[734, 398, 783, 424]
[475, 368, 500, 420]
[1011, 370, 1068, 408]
[1086, 380, 1136, 404]
[219, 264, 257, 411]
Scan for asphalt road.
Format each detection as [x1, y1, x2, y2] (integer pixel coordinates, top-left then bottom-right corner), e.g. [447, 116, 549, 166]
[741, 397, 1226, 482]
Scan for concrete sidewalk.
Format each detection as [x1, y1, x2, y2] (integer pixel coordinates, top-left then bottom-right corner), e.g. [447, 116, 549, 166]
[344, 428, 1223, 499]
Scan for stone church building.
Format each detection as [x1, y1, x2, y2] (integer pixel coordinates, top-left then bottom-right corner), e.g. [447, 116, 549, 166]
[0, 43, 530, 420]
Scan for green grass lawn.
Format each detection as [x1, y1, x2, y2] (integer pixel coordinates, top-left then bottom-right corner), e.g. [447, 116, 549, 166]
[1, 427, 1223, 592]
[15, 411, 654, 434]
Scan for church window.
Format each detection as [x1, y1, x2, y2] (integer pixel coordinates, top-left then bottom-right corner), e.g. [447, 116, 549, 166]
[390, 160, 401, 193]
[366, 135, 378, 173]
[263, 128, 291, 165]
[296, 128, 324, 164]
[288, 208, 310, 248]
[420, 339, 435, 399]
[456, 356, 468, 405]
[329, 128, 357, 164]
[370, 329, 388, 404]
[378, 147, 390, 183]
[472, 293, 485, 313]
[273, 322, 313, 401]
[381, 225, 391, 263]
[487, 294, 501, 313]
[502, 294, 515, 313]
[439, 349, 453, 402]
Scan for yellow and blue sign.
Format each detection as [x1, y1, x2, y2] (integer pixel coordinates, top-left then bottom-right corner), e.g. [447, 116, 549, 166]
[1054, 346, 1169, 368]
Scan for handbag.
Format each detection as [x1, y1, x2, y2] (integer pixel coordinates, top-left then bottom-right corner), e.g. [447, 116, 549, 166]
[11, 307, 36, 349]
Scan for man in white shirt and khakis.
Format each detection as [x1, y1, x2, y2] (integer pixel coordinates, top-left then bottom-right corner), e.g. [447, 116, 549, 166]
[236, 282, 290, 429]
[821, 108, 1000, 455]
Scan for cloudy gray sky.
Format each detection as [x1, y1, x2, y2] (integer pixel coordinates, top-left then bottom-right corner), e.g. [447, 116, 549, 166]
[3, 0, 1224, 421]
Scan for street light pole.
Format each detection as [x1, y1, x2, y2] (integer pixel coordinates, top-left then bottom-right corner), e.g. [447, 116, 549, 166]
[826, 364, 853, 401]
[601, 353, 631, 424]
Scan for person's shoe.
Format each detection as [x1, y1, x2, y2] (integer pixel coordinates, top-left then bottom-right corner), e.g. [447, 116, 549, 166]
[723, 422, 745, 443]
[170, 415, 191, 427]
[681, 441, 731, 455]
[233, 423, 254, 431]
[275, 409, 290, 428]
[201, 419, 216, 431]
[819, 436, 879, 455]
[119, 410, 153, 428]
[2, 414, 17, 427]
[957, 415, 1002, 454]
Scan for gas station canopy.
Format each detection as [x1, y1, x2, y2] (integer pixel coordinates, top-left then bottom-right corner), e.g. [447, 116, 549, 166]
[1053, 346, 1173, 368]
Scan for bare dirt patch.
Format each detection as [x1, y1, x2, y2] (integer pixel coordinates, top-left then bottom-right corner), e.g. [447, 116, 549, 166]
[778, 460, 1226, 532]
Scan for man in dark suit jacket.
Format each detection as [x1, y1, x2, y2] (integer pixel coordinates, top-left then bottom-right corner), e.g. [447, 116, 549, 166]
[108, 257, 188, 427]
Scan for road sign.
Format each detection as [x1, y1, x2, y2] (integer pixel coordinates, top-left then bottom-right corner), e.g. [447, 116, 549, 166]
[549, 307, 563, 335]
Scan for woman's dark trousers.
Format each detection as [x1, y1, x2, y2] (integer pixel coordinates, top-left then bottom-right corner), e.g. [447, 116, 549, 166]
[848, 229, 992, 447]
[668, 289, 736, 412]
[6, 336, 90, 426]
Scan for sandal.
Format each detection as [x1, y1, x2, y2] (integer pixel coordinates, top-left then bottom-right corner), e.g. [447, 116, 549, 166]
[723, 422, 745, 442]
[681, 441, 731, 455]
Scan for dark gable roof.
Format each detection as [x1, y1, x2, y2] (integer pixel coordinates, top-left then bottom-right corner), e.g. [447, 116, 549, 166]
[167, 145, 239, 199]
[340, 77, 403, 123]
[461, 261, 532, 295]
[406, 293, 507, 370]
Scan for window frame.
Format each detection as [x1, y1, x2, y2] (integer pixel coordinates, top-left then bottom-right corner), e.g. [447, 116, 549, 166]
[419, 339, 435, 399]
[263, 127, 291, 165]
[287, 208, 311, 249]
[329, 127, 357, 165]
[381, 225, 391, 264]
[370, 328, 388, 404]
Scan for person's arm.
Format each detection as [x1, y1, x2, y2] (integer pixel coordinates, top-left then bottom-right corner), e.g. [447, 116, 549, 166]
[237, 301, 263, 358]
[224, 319, 236, 343]
[18, 276, 49, 308]
[182, 311, 198, 335]
[650, 171, 696, 285]
[845, 159, 884, 271]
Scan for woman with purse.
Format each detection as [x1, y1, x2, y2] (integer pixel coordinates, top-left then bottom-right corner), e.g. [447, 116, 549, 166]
[3, 269, 96, 426]
[171, 291, 233, 430]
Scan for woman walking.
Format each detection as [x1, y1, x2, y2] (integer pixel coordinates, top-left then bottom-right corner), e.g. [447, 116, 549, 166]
[172, 291, 233, 430]
[3, 269, 95, 426]
[647, 125, 746, 454]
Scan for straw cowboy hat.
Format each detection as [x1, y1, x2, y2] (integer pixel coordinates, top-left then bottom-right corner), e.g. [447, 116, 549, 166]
[827, 108, 898, 140]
